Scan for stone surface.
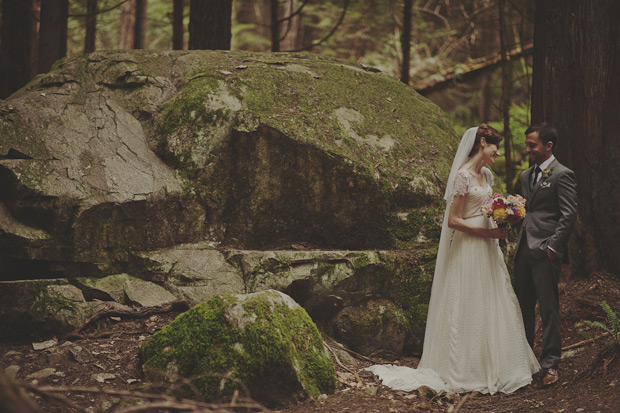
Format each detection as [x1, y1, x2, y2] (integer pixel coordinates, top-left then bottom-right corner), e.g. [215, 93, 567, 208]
[32, 339, 58, 351]
[130, 242, 244, 304]
[4, 365, 21, 379]
[0, 278, 135, 342]
[28, 368, 57, 379]
[0, 50, 458, 363]
[1, 50, 455, 279]
[74, 273, 177, 307]
[140, 290, 337, 408]
[69, 345, 93, 363]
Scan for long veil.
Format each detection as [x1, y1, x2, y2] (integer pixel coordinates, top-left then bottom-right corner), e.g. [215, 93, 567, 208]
[418, 127, 478, 368]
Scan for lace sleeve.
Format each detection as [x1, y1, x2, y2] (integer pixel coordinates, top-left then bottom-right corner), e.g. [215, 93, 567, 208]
[482, 167, 494, 187]
[453, 170, 470, 196]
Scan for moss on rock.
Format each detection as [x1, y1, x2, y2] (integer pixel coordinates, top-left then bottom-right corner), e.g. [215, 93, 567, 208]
[140, 290, 336, 407]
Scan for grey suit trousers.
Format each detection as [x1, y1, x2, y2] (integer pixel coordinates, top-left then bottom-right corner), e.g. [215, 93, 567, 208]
[514, 235, 561, 369]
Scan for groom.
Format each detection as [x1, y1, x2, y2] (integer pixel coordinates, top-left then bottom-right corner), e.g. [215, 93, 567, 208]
[514, 123, 578, 386]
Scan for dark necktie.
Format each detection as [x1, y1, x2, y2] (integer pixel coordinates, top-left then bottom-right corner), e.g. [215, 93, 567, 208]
[532, 166, 542, 187]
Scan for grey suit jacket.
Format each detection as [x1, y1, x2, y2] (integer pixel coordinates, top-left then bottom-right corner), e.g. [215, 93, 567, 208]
[515, 159, 578, 261]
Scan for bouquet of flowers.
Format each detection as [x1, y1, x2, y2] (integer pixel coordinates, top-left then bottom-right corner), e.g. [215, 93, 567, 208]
[481, 193, 526, 228]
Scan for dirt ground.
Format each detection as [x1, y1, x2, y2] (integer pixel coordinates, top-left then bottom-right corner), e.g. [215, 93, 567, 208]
[2, 271, 619, 412]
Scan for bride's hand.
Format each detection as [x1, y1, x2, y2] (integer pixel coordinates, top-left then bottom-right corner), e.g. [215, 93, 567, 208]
[489, 227, 508, 239]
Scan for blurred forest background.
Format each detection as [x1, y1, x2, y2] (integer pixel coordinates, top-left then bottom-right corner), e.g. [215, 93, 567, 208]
[1, 0, 619, 278]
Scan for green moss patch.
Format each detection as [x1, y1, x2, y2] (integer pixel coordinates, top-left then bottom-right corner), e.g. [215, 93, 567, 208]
[140, 290, 336, 407]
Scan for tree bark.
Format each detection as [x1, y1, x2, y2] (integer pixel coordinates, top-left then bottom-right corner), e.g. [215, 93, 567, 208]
[280, 0, 304, 51]
[531, 0, 620, 276]
[133, 0, 147, 49]
[498, 0, 514, 193]
[270, 0, 279, 52]
[172, 0, 185, 50]
[119, 0, 136, 49]
[472, 4, 500, 123]
[400, 0, 413, 85]
[188, 0, 232, 50]
[37, 0, 68, 74]
[0, 0, 37, 98]
[84, 0, 98, 53]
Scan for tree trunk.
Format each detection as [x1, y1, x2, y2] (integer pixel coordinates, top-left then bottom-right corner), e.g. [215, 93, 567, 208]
[270, 0, 279, 52]
[498, 0, 514, 193]
[133, 0, 147, 49]
[84, 0, 98, 53]
[234, 0, 270, 51]
[37, 0, 68, 74]
[172, 0, 185, 50]
[531, 0, 620, 276]
[472, 4, 499, 123]
[280, 0, 303, 51]
[0, 0, 37, 98]
[188, 0, 232, 50]
[400, 0, 412, 85]
[120, 0, 136, 49]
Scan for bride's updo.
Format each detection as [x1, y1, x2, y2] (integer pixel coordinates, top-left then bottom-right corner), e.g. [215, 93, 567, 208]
[468, 123, 502, 157]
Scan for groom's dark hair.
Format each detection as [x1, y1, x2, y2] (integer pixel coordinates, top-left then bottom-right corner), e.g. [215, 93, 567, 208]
[525, 123, 558, 151]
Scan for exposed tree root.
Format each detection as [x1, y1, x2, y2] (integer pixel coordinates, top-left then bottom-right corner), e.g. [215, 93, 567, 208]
[66, 300, 190, 340]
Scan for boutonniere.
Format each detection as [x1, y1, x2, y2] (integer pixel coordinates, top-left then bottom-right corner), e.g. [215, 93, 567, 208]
[541, 168, 553, 179]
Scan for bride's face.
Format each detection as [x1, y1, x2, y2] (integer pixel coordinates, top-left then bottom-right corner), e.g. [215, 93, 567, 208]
[482, 142, 500, 165]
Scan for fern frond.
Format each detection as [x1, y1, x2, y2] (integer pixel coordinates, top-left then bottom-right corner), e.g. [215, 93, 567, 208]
[599, 301, 618, 331]
[576, 320, 612, 335]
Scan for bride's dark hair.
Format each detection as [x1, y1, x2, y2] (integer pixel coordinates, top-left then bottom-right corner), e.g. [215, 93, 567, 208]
[468, 123, 502, 157]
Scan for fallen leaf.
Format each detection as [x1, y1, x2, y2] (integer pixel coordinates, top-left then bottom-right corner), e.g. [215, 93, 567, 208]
[32, 339, 58, 351]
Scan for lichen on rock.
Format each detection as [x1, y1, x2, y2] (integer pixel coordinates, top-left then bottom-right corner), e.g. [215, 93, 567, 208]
[139, 289, 336, 407]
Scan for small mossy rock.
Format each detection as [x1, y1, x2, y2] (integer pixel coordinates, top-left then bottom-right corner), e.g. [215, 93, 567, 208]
[140, 289, 336, 408]
[0, 279, 132, 342]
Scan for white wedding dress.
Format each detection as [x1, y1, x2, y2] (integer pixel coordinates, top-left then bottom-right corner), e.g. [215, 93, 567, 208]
[367, 168, 540, 395]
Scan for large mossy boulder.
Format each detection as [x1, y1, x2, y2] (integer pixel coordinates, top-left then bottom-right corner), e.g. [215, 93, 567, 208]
[139, 289, 336, 407]
[0, 49, 457, 277]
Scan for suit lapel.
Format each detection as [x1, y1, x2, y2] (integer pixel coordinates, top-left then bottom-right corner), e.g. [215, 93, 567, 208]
[522, 166, 534, 200]
[529, 159, 558, 202]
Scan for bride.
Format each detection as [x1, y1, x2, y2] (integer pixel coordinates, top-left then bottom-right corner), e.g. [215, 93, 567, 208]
[367, 124, 540, 394]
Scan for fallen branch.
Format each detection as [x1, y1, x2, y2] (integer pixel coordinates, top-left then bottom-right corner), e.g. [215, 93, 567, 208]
[66, 300, 190, 340]
[453, 391, 478, 413]
[19, 383, 269, 413]
[562, 332, 611, 351]
[413, 43, 533, 95]
[328, 341, 380, 364]
[325, 342, 362, 383]
[20, 384, 84, 412]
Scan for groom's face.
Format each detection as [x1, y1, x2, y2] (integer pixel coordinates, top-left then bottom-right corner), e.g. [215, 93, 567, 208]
[525, 131, 552, 166]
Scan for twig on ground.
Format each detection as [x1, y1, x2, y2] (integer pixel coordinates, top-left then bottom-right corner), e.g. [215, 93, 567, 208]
[18, 383, 269, 413]
[562, 332, 610, 351]
[22, 384, 85, 412]
[325, 342, 362, 382]
[328, 341, 380, 364]
[66, 301, 190, 340]
[453, 391, 477, 413]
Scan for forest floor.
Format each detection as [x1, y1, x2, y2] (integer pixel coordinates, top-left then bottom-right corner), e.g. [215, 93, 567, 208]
[1, 271, 620, 412]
